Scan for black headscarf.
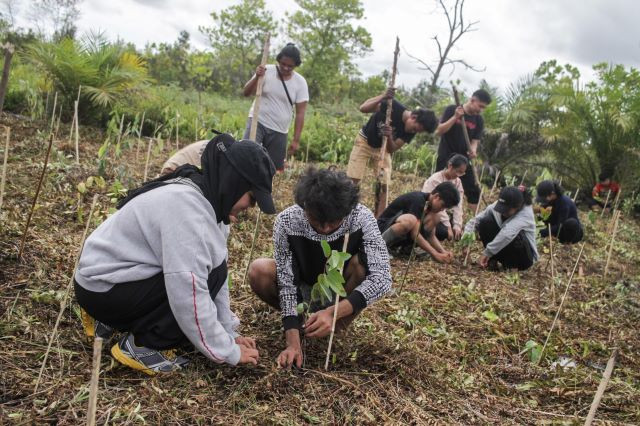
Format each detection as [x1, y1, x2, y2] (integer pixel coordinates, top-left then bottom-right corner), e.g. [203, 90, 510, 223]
[117, 133, 253, 225]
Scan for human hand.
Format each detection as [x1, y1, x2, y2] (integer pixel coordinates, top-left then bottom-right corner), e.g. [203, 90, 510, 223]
[277, 344, 303, 368]
[478, 254, 490, 268]
[467, 148, 477, 158]
[235, 336, 256, 349]
[453, 226, 463, 240]
[384, 87, 396, 99]
[447, 227, 454, 240]
[288, 140, 300, 156]
[238, 345, 259, 365]
[455, 106, 465, 119]
[255, 65, 266, 77]
[434, 251, 453, 264]
[382, 124, 393, 139]
[304, 309, 334, 338]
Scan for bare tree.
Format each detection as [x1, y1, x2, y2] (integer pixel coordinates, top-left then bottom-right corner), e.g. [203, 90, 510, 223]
[407, 0, 484, 106]
[27, 0, 82, 40]
[1, 0, 21, 28]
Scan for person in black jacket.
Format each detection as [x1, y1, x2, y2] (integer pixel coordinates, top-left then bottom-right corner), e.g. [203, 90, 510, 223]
[536, 180, 583, 244]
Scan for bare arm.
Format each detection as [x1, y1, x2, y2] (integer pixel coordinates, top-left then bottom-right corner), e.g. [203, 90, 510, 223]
[291, 102, 307, 147]
[436, 105, 464, 136]
[359, 93, 386, 113]
[386, 138, 405, 154]
[242, 65, 266, 97]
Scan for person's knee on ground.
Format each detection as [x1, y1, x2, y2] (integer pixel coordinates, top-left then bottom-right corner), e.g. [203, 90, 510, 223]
[344, 253, 366, 293]
[435, 222, 449, 241]
[381, 214, 417, 247]
[476, 214, 500, 246]
[558, 218, 582, 244]
[249, 258, 279, 309]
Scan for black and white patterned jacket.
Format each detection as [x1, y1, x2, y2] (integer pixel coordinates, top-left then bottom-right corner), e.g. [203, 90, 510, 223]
[273, 203, 392, 330]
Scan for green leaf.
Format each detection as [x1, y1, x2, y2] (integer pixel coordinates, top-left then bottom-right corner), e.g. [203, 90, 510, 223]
[77, 182, 87, 194]
[311, 284, 323, 303]
[296, 303, 306, 315]
[327, 269, 346, 297]
[86, 176, 94, 187]
[328, 251, 340, 269]
[320, 240, 331, 258]
[482, 310, 499, 322]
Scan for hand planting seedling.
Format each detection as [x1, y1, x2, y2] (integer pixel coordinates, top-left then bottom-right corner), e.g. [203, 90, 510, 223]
[459, 232, 476, 248]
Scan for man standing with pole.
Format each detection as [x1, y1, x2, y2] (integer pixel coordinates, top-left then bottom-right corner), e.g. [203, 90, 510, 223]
[436, 87, 492, 212]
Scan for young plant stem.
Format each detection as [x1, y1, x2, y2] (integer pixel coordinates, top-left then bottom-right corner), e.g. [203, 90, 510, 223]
[537, 242, 585, 365]
[464, 186, 485, 266]
[603, 211, 620, 279]
[375, 37, 400, 213]
[324, 233, 351, 370]
[600, 190, 611, 218]
[87, 336, 103, 426]
[584, 348, 618, 426]
[34, 195, 99, 392]
[143, 139, 153, 182]
[18, 134, 54, 261]
[0, 126, 9, 212]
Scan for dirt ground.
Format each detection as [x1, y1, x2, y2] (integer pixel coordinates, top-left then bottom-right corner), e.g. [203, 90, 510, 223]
[1, 114, 639, 425]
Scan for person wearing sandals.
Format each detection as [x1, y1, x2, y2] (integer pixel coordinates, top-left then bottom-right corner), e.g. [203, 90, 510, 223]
[242, 43, 309, 171]
[74, 135, 276, 374]
[463, 185, 539, 271]
[248, 167, 392, 369]
[536, 180, 583, 244]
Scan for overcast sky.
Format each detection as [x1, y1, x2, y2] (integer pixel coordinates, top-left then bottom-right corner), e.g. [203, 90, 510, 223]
[14, 0, 640, 95]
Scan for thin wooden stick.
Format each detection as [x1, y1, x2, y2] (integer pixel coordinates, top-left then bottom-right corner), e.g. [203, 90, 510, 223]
[603, 211, 620, 279]
[584, 348, 618, 426]
[249, 33, 271, 140]
[324, 233, 350, 370]
[49, 91, 58, 132]
[489, 170, 501, 198]
[464, 186, 485, 266]
[143, 139, 153, 182]
[54, 102, 62, 139]
[87, 336, 103, 426]
[241, 210, 261, 288]
[74, 101, 80, 164]
[573, 188, 580, 203]
[479, 163, 485, 184]
[135, 111, 145, 162]
[548, 223, 556, 303]
[519, 170, 528, 186]
[115, 113, 125, 147]
[34, 195, 99, 392]
[175, 111, 179, 151]
[0, 126, 9, 212]
[18, 134, 54, 260]
[600, 189, 611, 218]
[611, 188, 622, 214]
[537, 242, 585, 365]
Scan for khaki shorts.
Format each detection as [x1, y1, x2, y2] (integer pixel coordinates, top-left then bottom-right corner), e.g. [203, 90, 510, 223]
[346, 134, 392, 185]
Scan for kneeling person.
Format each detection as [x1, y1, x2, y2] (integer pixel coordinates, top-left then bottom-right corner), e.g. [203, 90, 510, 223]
[536, 180, 583, 244]
[249, 167, 392, 369]
[377, 182, 460, 263]
[464, 186, 539, 270]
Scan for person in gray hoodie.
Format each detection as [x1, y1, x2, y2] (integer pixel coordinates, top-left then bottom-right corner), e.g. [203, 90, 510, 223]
[74, 134, 276, 375]
[463, 185, 539, 270]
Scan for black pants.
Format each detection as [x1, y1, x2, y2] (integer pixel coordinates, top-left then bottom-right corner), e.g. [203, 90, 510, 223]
[435, 222, 449, 241]
[75, 265, 226, 350]
[477, 215, 534, 270]
[437, 155, 480, 204]
[557, 218, 583, 244]
[585, 196, 611, 209]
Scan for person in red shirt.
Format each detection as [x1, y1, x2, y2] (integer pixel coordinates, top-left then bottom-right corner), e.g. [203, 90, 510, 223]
[585, 172, 620, 211]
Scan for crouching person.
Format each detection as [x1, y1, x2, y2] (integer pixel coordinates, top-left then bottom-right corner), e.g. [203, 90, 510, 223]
[464, 186, 539, 271]
[536, 180, 583, 244]
[74, 135, 276, 374]
[377, 182, 460, 263]
[249, 167, 392, 368]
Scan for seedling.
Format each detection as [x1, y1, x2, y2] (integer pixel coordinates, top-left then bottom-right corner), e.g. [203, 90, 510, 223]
[539, 206, 552, 221]
[520, 339, 542, 363]
[459, 231, 475, 248]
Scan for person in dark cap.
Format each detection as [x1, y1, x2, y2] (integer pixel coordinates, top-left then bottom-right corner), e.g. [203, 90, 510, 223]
[74, 135, 276, 375]
[248, 167, 392, 369]
[536, 180, 583, 244]
[463, 185, 538, 270]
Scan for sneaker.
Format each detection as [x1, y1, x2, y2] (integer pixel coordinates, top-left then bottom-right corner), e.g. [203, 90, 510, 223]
[81, 309, 114, 339]
[111, 333, 189, 375]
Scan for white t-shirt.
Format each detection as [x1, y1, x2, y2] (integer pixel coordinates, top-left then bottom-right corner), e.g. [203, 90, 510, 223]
[248, 64, 309, 134]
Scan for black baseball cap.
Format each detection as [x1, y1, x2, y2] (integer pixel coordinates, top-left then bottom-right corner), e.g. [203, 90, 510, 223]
[223, 140, 276, 214]
[494, 186, 524, 214]
[535, 180, 555, 204]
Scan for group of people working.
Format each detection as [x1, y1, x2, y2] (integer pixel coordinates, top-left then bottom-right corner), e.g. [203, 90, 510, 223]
[75, 44, 591, 375]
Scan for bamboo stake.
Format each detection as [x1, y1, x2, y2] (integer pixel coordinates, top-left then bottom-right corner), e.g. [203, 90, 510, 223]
[49, 91, 58, 132]
[489, 170, 501, 197]
[463, 187, 485, 266]
[537, 242, 586, 365]
[143, 139, 153, 182]
[115, 113, 125, 147]
[324, 233, 350, 370]
[430, 155, 436, 175]
[74, 100, 80, 164]
[479, 164, 485, 184]
[242, 33, 271, 289]
[573, 188, 580, 203]
[611, 188, 622, 214]
[18, 134, 54, 260]
[519, 170, 528, 186]
[600, 189, 611, 218]
[548, 223, 556, 303]
[584, 348, 618, 426]
[375, 37, 400, 213]
[175, 111, 179, 151]
[0, 126, 9, 212]
[87, 336, 103, 426]
[305, 137, 310, 164]
[603, 211, 620, 279]
[136, 111, 145, 162]
[34, 195, 99, 392]
[54, 102, 62, 139]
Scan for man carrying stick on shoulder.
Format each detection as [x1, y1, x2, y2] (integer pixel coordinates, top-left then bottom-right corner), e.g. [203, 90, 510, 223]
[436, 89, 492, 212]
[347, 88, 438, 217]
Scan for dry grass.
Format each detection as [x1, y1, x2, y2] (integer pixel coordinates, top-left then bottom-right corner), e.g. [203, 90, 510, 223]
[1, 114, 639, 425]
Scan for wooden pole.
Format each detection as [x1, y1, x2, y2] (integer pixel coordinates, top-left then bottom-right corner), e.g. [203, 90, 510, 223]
[489, 170, 501, 198]
[74, 101, 80, 164]
[611, 188, 622, 214]
[463, 187, 485, 266]
[49, 92, 58, 133]
[143, 139, 153, 182]
[519, 170, 528, 186]
[136, 111, 145, 162]
[175, 111, 179, 151]
[600, 189, 611, 218]
[18, 134, 54, 260]
[603, 211, 620, 279]
[548, 223, 556, 303]
[375, 37, 400, 213]
[584, 348, 618, 426]
[538, 242, 586, 365]
[35, 195, 99, 392]
[87, 337, 103, 426]
[0, 126, 9, 212]
[324, 233, 351, 370]
[242, 32, 271, 288]
[573, 188, 580, 203]
[479, 163, 485, 184]
[0, 43, 15, 115]
[54, 102, 62, 139]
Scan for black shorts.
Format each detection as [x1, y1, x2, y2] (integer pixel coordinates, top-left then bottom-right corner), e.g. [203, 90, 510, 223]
[244, 119, 287, 170]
